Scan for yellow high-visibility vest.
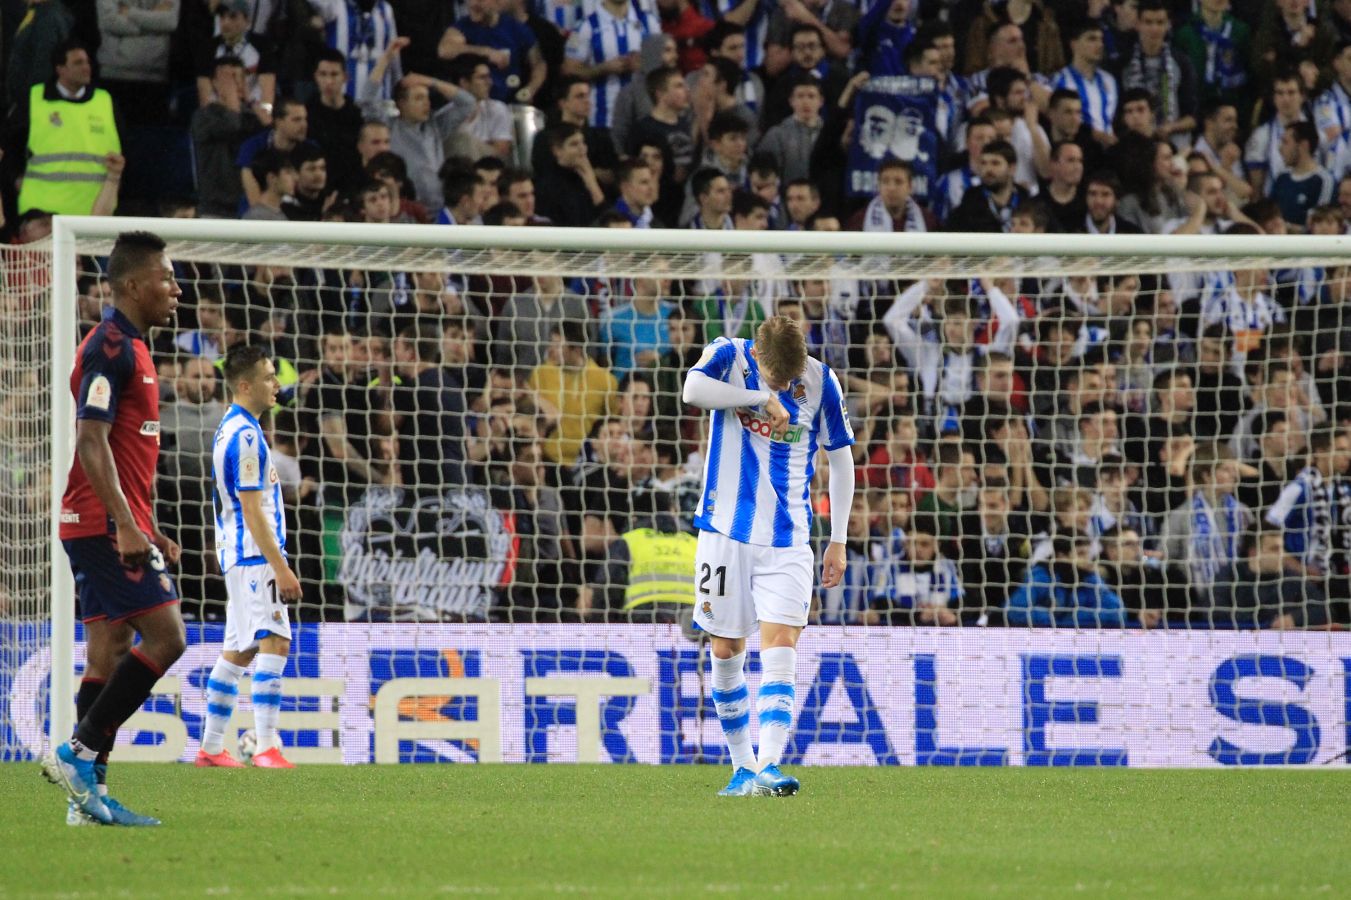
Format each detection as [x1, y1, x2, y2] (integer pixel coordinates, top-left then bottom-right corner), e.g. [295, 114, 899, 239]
[18, 83, 120, 215]
[622, 528, 698, 609]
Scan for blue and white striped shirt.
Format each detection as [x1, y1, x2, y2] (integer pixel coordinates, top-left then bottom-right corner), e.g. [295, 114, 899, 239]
[689, 337, 854, 547]
[313, 0, 402, 101]
[877, 551, 963, 611]
[212, 404, 286, 573]
[564, 0, 660, 127]
[1051, 65, 1118, 134]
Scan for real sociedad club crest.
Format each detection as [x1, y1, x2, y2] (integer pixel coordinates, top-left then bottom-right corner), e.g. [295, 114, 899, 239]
[338, 486, 515, 620]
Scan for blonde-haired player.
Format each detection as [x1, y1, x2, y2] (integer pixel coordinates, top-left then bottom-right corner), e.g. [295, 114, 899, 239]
[682, 316, 854, 796]
[196, 344, 302, 768]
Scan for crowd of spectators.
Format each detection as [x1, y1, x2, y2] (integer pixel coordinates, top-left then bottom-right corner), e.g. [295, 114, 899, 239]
[7, 0, 1351, 627]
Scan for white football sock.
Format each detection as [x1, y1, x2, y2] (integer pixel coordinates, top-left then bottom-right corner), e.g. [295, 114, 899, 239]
[756, 646, 797, 770]
[201, 659, 245, 755]
[711, 651, 756, 772]
[252, 654, 287, 752]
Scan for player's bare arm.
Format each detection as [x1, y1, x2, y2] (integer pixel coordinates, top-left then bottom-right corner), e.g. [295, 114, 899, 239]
[147, 483, 181, 566]
[75, 418, 152, 566]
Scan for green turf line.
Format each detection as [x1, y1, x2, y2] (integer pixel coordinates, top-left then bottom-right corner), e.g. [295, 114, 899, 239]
[1, 764, 1344, 897]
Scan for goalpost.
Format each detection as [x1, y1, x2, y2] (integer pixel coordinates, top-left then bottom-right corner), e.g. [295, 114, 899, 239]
[10, 215, 1351, 765]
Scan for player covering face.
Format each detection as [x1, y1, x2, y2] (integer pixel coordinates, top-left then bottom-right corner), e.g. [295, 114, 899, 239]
[43, 231, 185, 826]
[682, 316, 855, 797]
[196, 346, 304, 769]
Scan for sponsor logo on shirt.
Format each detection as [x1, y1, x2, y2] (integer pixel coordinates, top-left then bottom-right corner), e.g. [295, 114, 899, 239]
[737, 410, 805, 443]
[139, 421, 160, 436]
[60, 512, 80, 524]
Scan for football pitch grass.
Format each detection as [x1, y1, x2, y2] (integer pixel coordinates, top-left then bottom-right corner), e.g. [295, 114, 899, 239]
[0, 764, 1344, 897]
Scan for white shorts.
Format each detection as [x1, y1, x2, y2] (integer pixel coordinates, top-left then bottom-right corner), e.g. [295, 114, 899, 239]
[692, 530, 814, 639]
[223, 563, 292, 653]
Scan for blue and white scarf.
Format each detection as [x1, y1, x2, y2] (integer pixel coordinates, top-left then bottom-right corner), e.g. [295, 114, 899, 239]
[1191, 491, 1241, 586]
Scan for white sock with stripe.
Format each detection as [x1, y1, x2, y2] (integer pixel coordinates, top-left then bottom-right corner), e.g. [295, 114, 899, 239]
[756, 647, 797, 770]
[201, 659, 245, 755]
[252, 654, 287, 752]
[710, 651, 756, 772]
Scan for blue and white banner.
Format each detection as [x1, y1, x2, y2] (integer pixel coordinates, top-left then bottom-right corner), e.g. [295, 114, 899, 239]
[847, 76, 941, 204]
[5, 624, 1351, 766]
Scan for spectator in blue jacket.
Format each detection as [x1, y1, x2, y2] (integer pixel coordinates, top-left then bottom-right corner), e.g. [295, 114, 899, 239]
[1007, 534, 1126, 627]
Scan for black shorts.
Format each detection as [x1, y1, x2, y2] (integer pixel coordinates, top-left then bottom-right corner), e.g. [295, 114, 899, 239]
[62, 536, 179, 624]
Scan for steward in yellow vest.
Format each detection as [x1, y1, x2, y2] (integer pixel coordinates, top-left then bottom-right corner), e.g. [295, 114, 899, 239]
[17, 57, 121, 215]
[586, 486, 698, 623]
[621, 527, 698, 613]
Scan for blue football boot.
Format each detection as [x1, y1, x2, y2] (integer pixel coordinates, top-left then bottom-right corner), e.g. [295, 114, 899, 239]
[103, 796, 161, 827]
[752, 764, 800, 797]
[41, 743, 112, 824]
[717, 767, 758, 797]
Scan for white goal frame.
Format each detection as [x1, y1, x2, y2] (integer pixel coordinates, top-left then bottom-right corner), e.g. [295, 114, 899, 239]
[45, 214, 1351, 748]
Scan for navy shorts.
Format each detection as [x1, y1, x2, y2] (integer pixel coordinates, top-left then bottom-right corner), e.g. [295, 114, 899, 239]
[62, 536, 179, 624]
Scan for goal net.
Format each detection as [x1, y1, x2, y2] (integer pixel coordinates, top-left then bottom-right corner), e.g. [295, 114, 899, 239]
[5, 218, 1351, 766]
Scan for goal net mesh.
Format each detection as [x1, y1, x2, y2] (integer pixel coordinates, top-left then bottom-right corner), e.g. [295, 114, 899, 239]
[4, 229, 1351, 766]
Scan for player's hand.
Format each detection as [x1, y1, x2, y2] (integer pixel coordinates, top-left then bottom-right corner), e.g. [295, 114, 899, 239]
[764, 394, 790, 438]
[151, 531, 181, 566]
[117, 528, 153, 568]
[276, 566, 303, 601]
[821, 541, 847, 589]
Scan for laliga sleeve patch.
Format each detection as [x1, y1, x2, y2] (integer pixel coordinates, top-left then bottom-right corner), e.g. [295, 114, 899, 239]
[86, 375, 112, 411]
[239, 448, 261, 487]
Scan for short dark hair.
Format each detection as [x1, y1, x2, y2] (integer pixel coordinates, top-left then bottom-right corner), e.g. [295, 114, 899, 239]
[933, 440, 964, 469]
[1050, 88, 1082, 109]
[51, 38, 87, 72]
[293, 142, 328, 168]
[1064, 19, 1103, 43]
[749, 151, 779, 181]
[1257, 409, 1289, 438]
[986, 66, 1028, 104]
[708, 110, 749, 142]
[618, 158, 653, 186]
[274, 96, 305, 120]
[704, 19, 745, 54]
[482, 200, 523, 225]
[707, 57, 743, 93]
[441, 169, 479, 208]
[498, 167, 532, 194]
[1289, 119, 1319, 154]
[692, 167, 728, 200]
[545, 123, 582, 151]
[250, 147, 295, 187]
[646, 65, 682, 104]
[981, 139, 1017, 166]
[909, 511, 940, 537]
[315, 47, 347, 69]
[732, 189, 769, 219]
[878, 157, 914, 178]
[1085, 170, 1121, 196]
[107, 231, 167, 287]
[554, 75, 589, 101]
[453, 52, 491, 84]
[559, 319, 588, 346]
[223, 344, 271, 387]
[213, 55, 246, 76]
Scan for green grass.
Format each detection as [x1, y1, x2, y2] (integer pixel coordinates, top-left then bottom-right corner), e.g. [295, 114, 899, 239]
[0, 764, 1344, 897]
